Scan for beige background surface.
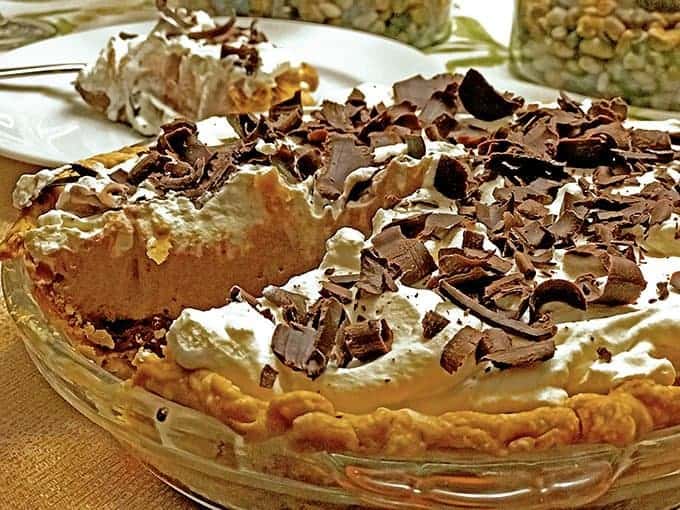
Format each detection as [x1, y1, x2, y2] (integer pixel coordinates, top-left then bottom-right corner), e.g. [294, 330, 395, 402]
[0, 156, 195, 509]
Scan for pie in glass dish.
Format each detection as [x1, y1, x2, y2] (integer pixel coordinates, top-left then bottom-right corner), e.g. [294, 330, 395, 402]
[74, 0, 319, 136]
[4, 69, 680, 463]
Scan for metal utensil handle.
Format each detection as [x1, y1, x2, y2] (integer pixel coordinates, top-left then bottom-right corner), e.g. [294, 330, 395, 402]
[0, 63, 86, 78]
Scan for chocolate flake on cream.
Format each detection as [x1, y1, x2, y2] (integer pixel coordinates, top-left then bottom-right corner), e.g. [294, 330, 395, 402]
[440, 326, 484, 373]
[458, 69, 524, 121]
[422, 310, 450, 340]
[439, 281, 556, 341]
[372, 226, 437, 285]
[343, 319, 394, 362]
[671, 272, 680, 293]
[481, 339, 556, 369]
[259, 364, 278, 389]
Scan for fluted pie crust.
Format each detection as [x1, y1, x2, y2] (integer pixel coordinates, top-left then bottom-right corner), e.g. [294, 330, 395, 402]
[133, 353, 680, 456]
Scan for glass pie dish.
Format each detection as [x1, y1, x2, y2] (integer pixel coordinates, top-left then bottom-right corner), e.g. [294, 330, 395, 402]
[5, 256, 680, 510]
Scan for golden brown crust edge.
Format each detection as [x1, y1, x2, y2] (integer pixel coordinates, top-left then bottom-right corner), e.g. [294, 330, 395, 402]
[132, 354, 680, 457]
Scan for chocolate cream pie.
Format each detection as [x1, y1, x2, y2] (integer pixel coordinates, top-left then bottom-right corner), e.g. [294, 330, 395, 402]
[6, 70, 680, 455]
[75, 1, 319, 135]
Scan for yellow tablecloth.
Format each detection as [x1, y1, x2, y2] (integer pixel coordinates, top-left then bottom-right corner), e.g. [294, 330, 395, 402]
[0, 156, 195, 509]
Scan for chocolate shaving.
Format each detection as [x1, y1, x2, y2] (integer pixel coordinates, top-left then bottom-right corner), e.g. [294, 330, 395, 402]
[331, 320, 352, 368]
[320, 281, 353, 304]
[549, 211, 582, 242]
[439, 281, 556, 340]
[440, 326, 484, 374]
[308, 298, 346, 373]
[462, 230, 485, 250]
[405, 134, 426, 158]
[591, 255, 646, 306]
[482, 274, 532, 319]
[344, 319, 393, 362]
[188, 17, 237, 40]
[557, 134, 613, 167]
[356, 249, 399, 296]
[649, 199, 672, 225]
[657, 281, 670, 301]
[420, 213, 465, 239]
[422, 310, 450, 339]
[315, 134, 372, 199]
[327, 273, 360, 287]
[393, 73, 460, 109]
[631, 129, 672, 152]
[372, 226, 436, 285]
[596, 346, 612, 363]
[531, 279, 587, 319]
[459, 69, 523, 121]
[514, 251, 536, 279]
[514, 221, 555, 249]
[433, 155, 468, 199]
[268, 91, 303, 133]
[271, 323, 319, 377]
[263, 287, 308, 322]
[481, 340, 555, 369]
[259, 364, 278, 389]
[671, 272, 680, 292]
[450, 119, 491, 147]
[517, 199, 548, 219]
[476, 328, 513, 361]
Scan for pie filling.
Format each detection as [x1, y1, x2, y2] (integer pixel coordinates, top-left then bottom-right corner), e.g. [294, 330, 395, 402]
[5, 69, 680, 455]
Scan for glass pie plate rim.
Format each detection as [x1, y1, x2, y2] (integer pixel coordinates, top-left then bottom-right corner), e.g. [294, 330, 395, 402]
[4, 257, 680, 510]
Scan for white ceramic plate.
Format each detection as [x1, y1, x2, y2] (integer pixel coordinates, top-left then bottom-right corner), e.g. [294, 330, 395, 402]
[0, 18, 443, 166]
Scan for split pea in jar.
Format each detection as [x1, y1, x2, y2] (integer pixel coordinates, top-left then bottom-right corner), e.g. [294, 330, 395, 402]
[510, 0, 680, 111]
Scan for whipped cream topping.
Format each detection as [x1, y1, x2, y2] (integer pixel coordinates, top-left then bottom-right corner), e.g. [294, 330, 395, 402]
[76, 11, 302, 135]
[166, 146, 680, 415]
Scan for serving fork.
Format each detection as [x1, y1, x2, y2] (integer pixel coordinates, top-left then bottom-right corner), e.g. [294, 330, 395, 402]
[0, 63, 86, 78]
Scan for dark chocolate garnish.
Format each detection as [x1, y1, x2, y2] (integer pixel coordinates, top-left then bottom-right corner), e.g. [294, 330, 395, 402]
[320, 281, 353, 304]
[671, 272, 680, 292]
[531, 279, 587, 320]
[514, 251, 536, 279]
[393, 73, 460, 109]
[372, 226, 436, 285]
[440, 326, 484, 373]
[656, 281, 670, 301]
[405, 134, 426, 159]
[476, 328, 513, 361]
[422, 310, 450, 339]
[344, 319, 393, 362]
[458, 69, 523, 121]
[259, 364, 279, 389]
[433, 155, 469, 199]
[596, 346, 612, 363]
[591, 255, 646, 306]
[481, 339, 555, 369]
[327, 273, 360, 287]
[356, 249, 399, 296]
[263, 287, 308, 322]
[482, 273, 532, 320]
[271, 322, 318, 377]
[315, 134, 372, 199]
[439, 281, 556, 340]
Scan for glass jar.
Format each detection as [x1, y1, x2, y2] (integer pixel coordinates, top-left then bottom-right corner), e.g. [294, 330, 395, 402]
[172, 0, 452, 47]
[510, 0, 680, 111]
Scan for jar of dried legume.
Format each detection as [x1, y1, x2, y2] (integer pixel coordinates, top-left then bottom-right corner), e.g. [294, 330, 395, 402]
[510, 0, 680, 111]
[173, 0, 452, 47]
